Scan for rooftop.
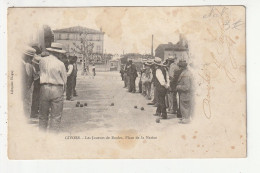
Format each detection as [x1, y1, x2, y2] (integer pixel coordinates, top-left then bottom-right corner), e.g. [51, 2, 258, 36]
[156, 41, 188, 52]
[53, 26, 104, 34]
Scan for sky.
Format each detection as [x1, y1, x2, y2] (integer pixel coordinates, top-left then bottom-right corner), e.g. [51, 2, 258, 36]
[50, 7, 185, 54]
[10, 7, 192, 54]
[9, 6, 245, 57]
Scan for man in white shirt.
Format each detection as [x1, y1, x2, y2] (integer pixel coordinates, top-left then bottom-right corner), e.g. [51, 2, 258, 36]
[39, 43, 67, 132]
[153, 57, 170, 119]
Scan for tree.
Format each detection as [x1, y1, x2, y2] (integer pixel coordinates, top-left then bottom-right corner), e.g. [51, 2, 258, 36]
[43, 25, 54, 48]
[71, 33, 94, 73]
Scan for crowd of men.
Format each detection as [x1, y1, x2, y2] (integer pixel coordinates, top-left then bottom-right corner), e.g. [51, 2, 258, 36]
[120, 56, 194, 123]
[22, 43, 78, 132]
[21, 41, 194, 133]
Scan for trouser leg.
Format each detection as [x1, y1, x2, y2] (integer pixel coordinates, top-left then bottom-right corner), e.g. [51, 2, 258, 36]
[153, 86, 158, 104]
[49, 86, 64, 132]
[39, 86, 50, 131]
[139, 80, 142, 93]
[168, 92, 174, 113]
[124, 74, 127, 87]
[157, 87, 167, 118]
[127, 76, 130, 90]
[132, 77, 136, 92]
[172, 91, 178, 112]
[129, 76, 133, 92]
[165, 94, 169, 108]
[72, 76, 77, 96]
[156, 87, 161, 114]
[147, 83, 151, 99]
[66, 79, 73, 100]
[31, 79, 40, 118]
[128, 77, 132, 92]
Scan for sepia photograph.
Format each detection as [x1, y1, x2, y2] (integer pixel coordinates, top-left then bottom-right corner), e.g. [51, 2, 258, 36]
[7, 6, 246, 159]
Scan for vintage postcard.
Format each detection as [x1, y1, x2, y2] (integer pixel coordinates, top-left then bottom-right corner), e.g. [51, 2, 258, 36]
[7, 6, 246, 159]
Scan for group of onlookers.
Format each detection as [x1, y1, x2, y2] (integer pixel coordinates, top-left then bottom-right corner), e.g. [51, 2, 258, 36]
[21, 43, 78, 132]
[121, 56, 194, 123]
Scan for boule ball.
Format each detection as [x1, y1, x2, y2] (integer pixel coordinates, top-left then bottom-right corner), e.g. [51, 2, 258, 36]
[77, 101, 80, 104]
[141, 107, 144, 111]
[80, 104, 84, 107]
[134, 106, 137, 109]
[156, 118, 160, 123]
[111, 103, 114, 106]
[76, 104, 80, 107]
[84, 103, 88, 106]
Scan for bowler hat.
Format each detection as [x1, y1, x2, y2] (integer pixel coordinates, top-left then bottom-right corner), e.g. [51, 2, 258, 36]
[46, 43, 66, 54]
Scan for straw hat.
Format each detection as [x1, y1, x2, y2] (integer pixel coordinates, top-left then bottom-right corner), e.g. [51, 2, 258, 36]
[46, 43, 66, 54]
[153, 57, 163, 65]
[167, 55, 176, 61]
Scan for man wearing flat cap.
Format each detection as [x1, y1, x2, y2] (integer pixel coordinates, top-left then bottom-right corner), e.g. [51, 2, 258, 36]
[153, 57, 170, 119]
[38, 43, 67, 132]
[21, 46, 36, 116]
[176, 60, 194, 123]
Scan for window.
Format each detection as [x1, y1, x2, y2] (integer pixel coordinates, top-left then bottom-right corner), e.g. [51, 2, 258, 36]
[59, 34, 61, 39]
[97, 45, 101, 53]
[89, 34, 93, 40]
[95, 34, 101, 41]
[67, 34, 69, 40]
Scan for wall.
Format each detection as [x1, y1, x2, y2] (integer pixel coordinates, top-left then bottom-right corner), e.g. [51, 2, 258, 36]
[54, 33, 104, 54]
[164, 50, 174, 60]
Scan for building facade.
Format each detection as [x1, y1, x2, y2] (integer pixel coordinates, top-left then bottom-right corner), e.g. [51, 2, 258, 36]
[155, 34, 189, 62]
[53, 26, 105, 62]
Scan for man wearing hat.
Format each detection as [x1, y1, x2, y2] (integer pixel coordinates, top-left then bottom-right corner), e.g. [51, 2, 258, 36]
[153, 57, 170, 119]
[66, 56, 75, 101]
[167, 55, 181, 114]
[128, 60, 138, 93]
[30, 51, 50, 120]
[141, 61, 153, 99]
[120, 65, 125, 81]
[176, 60, 193, 123]
[22, 46, 36, 116]
[38, 43, 67, 132]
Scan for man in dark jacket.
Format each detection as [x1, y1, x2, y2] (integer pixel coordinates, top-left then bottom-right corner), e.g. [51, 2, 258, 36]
[66, 56, 74, 101]
[128, 60, 138, 93]
[71, 56, 78, 96]
[176, 60, 193, 123]
[153, 57, 170, 119]
[120, 65, 124, 81]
